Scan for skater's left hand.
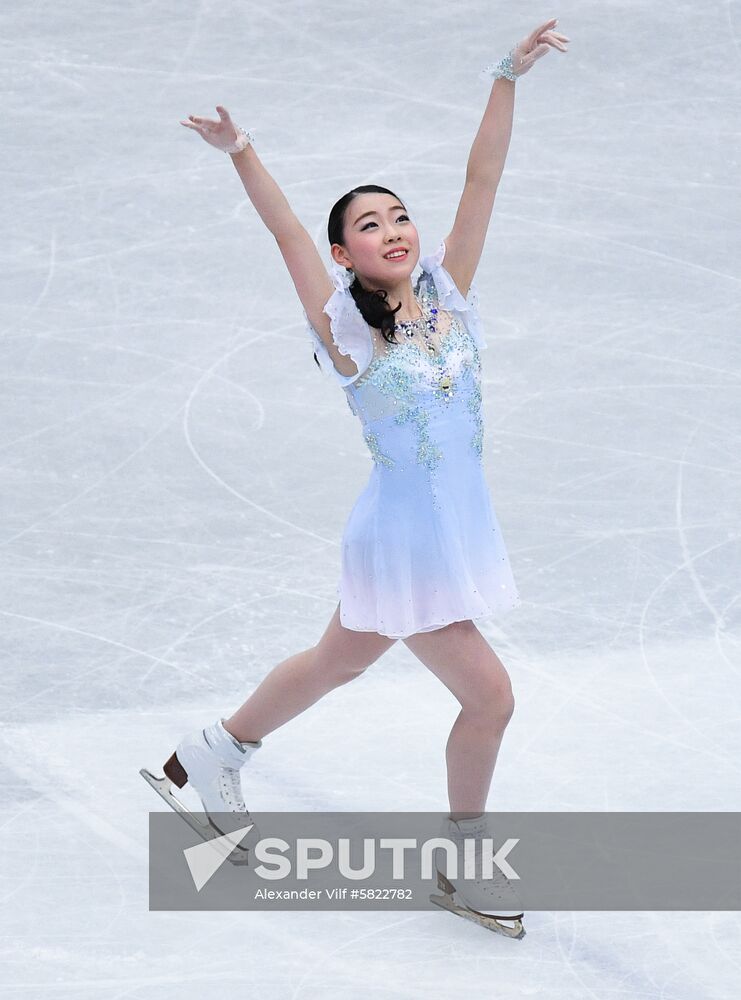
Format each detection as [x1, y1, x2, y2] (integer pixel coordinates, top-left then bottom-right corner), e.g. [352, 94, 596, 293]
[511, 17, 570, 77]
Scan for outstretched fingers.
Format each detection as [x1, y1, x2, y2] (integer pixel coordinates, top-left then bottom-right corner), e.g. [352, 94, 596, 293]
[528, 17, 559, 47]
[180, 107, 229, 130]
[179, 116, 206, 132]
[529, 18, 570, 52]
[180, 106, 237, 138]
[544, 30, 570, 50]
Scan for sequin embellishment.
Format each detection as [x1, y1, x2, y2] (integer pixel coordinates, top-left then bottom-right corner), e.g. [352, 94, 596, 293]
[394, 402, 443, 471]
[353, 313, 484, 476]
[363, 429, 394, 468]
[467, 381, 484, 457]
[343, 268, 486, 513]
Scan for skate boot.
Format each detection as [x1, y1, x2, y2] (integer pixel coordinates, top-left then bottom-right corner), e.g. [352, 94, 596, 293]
[430, 813, 526, 939]
[140, 718, 262, 862]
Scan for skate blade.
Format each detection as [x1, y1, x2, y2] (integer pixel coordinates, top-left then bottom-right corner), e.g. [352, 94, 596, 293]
[139, 768, 252, 866]
[432, 867, 525, 937]
[429, 890, 526, 939]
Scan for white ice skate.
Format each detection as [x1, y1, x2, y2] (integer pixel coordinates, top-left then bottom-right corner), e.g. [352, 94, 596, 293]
[430, 814, 526, 939]
[140, 718, 262, 865]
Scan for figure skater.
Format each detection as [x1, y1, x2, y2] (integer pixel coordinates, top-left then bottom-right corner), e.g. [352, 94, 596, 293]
[142, 18, 569, 937]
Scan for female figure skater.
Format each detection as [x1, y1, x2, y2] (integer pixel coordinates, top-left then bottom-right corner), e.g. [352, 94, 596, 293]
[142, 19, 569, 936]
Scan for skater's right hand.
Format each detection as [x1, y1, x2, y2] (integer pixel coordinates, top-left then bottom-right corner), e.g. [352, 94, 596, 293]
[179, 105, 243, 152]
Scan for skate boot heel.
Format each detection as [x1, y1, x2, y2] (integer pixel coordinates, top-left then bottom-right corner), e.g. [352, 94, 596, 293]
[437, 869, 455, 895]
[163, 751, 188, 788]
[141, 719, 263, 862]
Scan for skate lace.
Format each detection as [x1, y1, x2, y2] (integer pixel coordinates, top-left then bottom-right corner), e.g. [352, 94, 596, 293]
[219, 766, 247, 811]
[447, 824, 520, 901]
[481, 864, 517, 894]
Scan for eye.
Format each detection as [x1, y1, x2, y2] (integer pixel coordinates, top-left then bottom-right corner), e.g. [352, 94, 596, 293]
[361, 214, 410, 231]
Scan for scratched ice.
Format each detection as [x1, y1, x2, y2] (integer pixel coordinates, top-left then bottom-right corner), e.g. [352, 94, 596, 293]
[1, 1, 740, 997]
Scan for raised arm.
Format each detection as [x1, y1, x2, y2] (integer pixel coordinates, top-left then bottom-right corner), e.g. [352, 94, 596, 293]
[228, 140, 335, 334]
[442, 18, 569, 298]
[180, 107, 334, 344]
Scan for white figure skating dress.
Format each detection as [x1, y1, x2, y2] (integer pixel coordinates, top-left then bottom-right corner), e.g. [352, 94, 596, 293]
[304, 239, 521, 639]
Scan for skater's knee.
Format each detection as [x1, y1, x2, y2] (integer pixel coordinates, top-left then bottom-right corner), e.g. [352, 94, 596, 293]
[465, 675, 515, 728]
[498, 685, 516, 725]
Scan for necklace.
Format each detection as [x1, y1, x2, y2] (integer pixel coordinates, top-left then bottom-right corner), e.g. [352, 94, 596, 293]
[393, 295, 455, 399]
[394, 298, 440, 357]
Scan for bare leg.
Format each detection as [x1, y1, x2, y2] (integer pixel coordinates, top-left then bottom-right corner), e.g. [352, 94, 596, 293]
[403, 620, 515, 819]
[223, 603, 397, 742]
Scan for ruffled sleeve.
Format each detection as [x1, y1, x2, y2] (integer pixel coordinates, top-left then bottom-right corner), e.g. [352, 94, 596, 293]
[303, 268, 374, 388]
[417, 239, 487, 352]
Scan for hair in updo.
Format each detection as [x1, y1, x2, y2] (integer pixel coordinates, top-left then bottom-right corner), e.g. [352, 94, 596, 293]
[314, 185, 407, 370]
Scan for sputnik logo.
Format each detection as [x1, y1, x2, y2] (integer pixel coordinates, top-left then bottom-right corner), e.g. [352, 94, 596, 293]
[184, 824, 254, 891]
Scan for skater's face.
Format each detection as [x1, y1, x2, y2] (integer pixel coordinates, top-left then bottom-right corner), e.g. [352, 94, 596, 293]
[332, 193, 419, 288]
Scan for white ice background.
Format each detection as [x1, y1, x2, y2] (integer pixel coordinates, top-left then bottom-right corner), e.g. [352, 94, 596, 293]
[1, 0, 740, 997]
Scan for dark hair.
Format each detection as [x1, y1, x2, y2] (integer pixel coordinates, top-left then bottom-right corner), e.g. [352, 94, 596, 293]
[313, 185, 406, 370]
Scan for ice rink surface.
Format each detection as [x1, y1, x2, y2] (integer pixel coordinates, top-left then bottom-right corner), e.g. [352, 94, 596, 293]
[1, 0, 740, 996]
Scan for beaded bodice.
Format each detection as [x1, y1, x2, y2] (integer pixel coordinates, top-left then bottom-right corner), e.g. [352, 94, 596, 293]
[303, 239, 490, 507]
[343, 272, 484, 488]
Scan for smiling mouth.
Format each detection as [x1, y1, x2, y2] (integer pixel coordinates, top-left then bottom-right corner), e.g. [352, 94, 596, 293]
[383, 249, 409, 260]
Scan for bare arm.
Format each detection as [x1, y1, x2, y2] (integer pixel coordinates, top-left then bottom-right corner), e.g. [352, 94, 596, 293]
[230, 145, 341, 368]
[443, 19, 569, 298]
[230, 144, 337, 346]
[442, 78, 515, 299]
[465, 77, 516, 192]
[228, 143, 302, 243]
[181, 107, 338, 364]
